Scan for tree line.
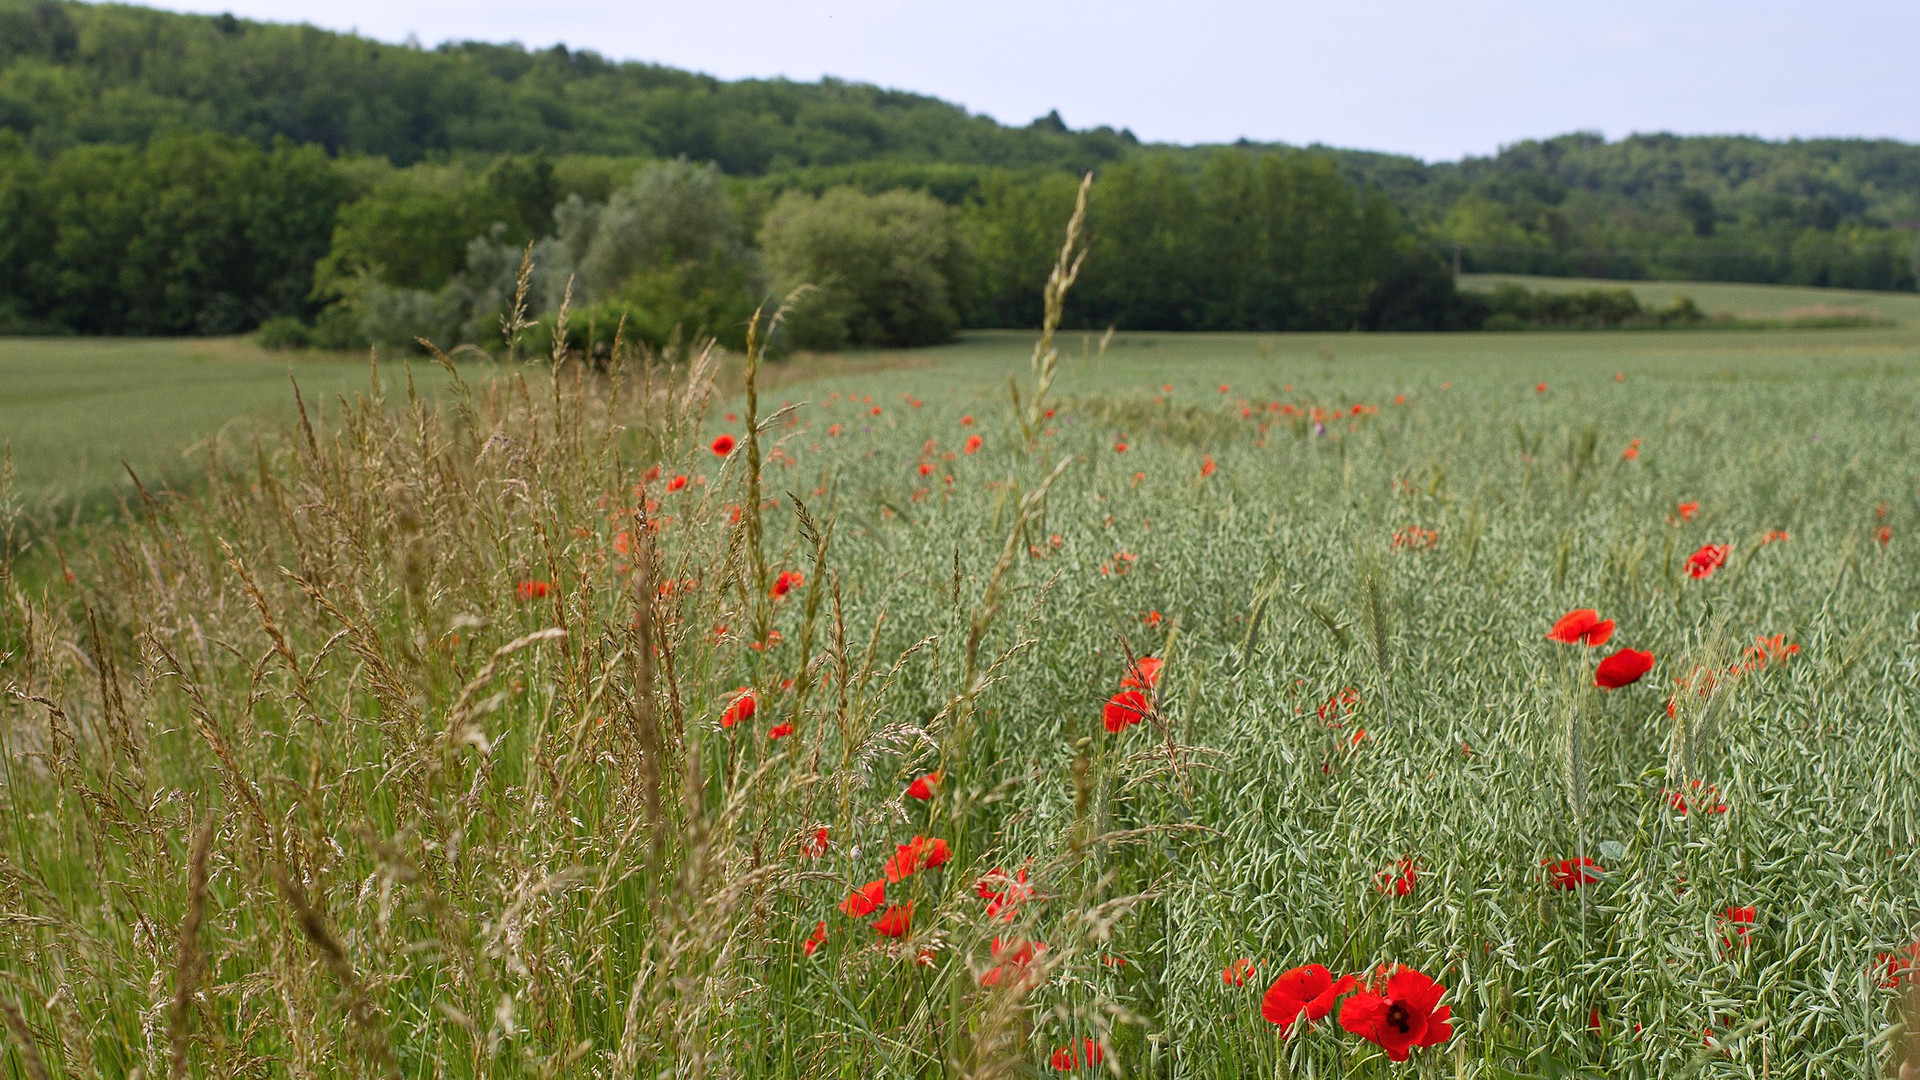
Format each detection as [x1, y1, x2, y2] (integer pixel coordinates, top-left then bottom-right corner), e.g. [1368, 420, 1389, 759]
[3, 0, 1918, 344]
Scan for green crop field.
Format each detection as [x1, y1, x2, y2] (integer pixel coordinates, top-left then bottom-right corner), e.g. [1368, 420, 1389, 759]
[2, 304, 1918, 1077]
[0, 337, 457, 525]
[1460, 273, 1920, 324]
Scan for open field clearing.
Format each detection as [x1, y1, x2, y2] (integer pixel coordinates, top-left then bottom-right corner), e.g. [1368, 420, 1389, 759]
[1458, 274, 1920, 325]
[2, 288, 1919, 1077]
[0, 338, 461, 526]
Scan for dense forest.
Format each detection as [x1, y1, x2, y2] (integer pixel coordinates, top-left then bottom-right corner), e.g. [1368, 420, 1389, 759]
[2, 0, 1916, 343]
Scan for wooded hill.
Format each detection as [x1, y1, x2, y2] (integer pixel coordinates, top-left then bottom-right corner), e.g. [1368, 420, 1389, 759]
[1, 0, 1915, 342]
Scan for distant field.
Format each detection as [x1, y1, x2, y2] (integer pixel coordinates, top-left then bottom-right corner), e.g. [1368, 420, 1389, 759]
[7, 319, 1920, 519]
[1460, 273, 1920, 324]
[0, 337, 454, 523]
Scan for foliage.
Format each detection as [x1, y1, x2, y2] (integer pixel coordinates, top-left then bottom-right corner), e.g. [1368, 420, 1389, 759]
[0, 130, 348, 334]
[761, 186, 965, 349]
[0, 0, 1130, 172]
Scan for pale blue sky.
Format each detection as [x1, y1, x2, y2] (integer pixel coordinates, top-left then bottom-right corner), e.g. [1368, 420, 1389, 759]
[148, 0, 1920, 161]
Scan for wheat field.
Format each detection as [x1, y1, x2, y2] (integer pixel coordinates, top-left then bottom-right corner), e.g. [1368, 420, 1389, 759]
[3, 212, 1918, 1078]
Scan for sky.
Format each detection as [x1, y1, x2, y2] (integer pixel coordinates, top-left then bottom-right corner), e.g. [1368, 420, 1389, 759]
[145, 0, 1920, 162]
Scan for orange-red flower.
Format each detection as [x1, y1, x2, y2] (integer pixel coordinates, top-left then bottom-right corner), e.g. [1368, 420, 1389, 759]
[515, 579, 552, 602]
[769, 722, 793, 740]
[884, 835, 951, 882]
[839, 879, 886, 917]
[1718, 906, 1757, 948]
[1222, 958, 1258, 986]
[1879, 942, 1920, 987]
[976, 866, 1032, 922]
[721, 688, 757, 727]
[1200, 455, 1216, 478]
[1761, 529, 1788, 545]
[1338, 966, 1452, 1061]
[1103, 689, 1150, 733]
[711, 434, 736, 456]
[1595, 648, 1654, 688]
[1375, 858, 1421, 897]
[803, 920, 827, 956]
[1047, 1038, 1103, 1071]
[1121, 656, 1163, 690]
[1262, 964, 1356, 1034]
[905, 770, 942, 800]
[1686, 543, 1730, 579]
[1665, 779, 1728, 815]
[871, 902, 913, 938]
[981, 936, 1047, 989]
[1546, 609, 1615, 647]
[964, 434, 983, 454]
[1876, 525, 1893, 546]
[803, 827, 830, 857]
[1677, 500, 1700, 522]
[771, 569, 805, 597]
[1543, 857, 1604, 890]
[667, 474, 688, 491]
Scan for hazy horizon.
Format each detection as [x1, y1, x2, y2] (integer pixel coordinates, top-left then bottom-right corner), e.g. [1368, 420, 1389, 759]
[133, 0, 1920, 163]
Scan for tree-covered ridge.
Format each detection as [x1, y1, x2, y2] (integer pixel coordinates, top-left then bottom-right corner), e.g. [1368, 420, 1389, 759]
[0, 0, 1134, 171]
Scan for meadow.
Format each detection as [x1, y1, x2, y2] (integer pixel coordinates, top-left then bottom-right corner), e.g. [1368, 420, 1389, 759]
[2, 261, 1919, 1078]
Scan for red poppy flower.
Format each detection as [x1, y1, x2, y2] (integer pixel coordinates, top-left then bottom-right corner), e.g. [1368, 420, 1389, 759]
[1879, 942, 1920, 987]
[1103, 689, 1150, 733]
[1686, 543, 1729, 579]
[1665, 779, 1729, 815]
[976, 866, 1032, 921]
[1546, 609, 1615, 647]
[1542, 857, 1605, 890]
[871, 902, 913, 938]
[1374, 858, 1421, 897]
[981, 936, 1047, 988]
[1200, 455, 1216, 478]
[905, 770, 941, 800]
[1876, 525, 1893, 546]
[771, 569, 805, 597]
[1622, 439, 1640, 460]
[803, 827, 830, 857]
[883, 835, 951, 882]
[1338, 966, 1453, 1062]
[1142, 610, 1163, 626]
[769, 722, 793, 740]
[1261, 964, 1357, 1034]
[1222, 958, 1258, 986]
[838, 879, 886, 917]
[964, 434, 983, 454]
[667, 474, 688, 492]
[720, 688, 756, 727]
[960, 415, 975, 426]
[1677, 500, 1700, 522]
[1718, 906, 1756, 947]
[711, 434, 736, 456]
[1595, 648, 1655, 688]
[515, 579, 552, 602]
[1317, 687, 1361, 724]
[1048, 1038, 1103, 1071]
[1121, 656, 1163, 690]
[803, 920, 827, 956]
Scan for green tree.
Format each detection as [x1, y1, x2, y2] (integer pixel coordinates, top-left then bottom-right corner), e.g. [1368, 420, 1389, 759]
[760, 186, 964, 349]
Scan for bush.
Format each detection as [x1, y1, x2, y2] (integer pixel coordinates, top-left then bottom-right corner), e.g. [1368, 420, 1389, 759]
[255, 315, 311, 349]
[760, 186, 964, 350]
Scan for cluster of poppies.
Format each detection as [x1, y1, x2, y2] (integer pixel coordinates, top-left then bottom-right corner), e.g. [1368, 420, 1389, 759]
[1547, 608, 1655, 688]
[1254, 963, 1452, 1062]
[1102, 656, 1161, 733]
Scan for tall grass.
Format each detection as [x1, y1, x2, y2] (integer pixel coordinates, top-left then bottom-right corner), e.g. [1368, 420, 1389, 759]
[2, 196, 1919, 1078]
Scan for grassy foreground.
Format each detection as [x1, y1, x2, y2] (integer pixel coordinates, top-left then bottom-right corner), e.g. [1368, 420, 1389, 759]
[2, 295, 1919, 1078]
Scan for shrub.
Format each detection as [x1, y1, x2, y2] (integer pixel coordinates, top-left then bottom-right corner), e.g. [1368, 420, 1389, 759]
[255, 314, 311, 349]
[760, 186, 964, 350]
